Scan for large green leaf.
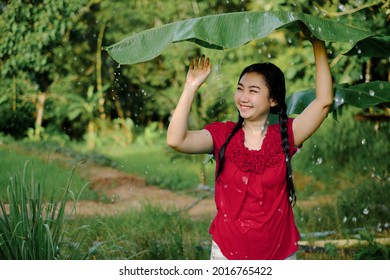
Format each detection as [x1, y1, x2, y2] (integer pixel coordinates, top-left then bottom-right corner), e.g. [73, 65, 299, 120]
[286, 81, 390, 115]
[104, 11, 390, 65]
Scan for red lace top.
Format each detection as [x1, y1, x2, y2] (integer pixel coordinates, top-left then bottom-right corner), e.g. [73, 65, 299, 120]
[205, 118, 300, 260]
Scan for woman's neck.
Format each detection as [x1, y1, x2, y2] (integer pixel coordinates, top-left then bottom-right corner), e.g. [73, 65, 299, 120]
[242, 118, 269, 136]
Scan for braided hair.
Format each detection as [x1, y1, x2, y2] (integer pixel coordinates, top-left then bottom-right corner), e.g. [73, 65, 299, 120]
[216, 62, 296, 205]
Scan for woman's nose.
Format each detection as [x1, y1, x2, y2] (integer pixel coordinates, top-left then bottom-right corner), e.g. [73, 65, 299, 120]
[239, 90, 250, 101]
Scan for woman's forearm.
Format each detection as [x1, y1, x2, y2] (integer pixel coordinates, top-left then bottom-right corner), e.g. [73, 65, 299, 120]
[312, 40, 333, 108]
[166, 83, 199, 149]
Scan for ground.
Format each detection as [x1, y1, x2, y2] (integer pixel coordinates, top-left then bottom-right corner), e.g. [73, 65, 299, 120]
[66, 161, 216, 219]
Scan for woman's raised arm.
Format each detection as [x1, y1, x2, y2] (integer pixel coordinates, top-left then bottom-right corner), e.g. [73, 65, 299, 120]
[166, 55, 214, 154]
[293, 36, 333, 147]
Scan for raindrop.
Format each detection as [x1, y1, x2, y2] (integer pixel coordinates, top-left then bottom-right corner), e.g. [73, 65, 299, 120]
[338, 4, 346, 12]
[368, 90, 375, 96]
[361, 139, 366, 145]
[352, 217, 357, 222]
[315, 157, 323, 165]
[363, 208, 369, 215]
[267, 53, 272, 58]
[342, 216, 347, 223]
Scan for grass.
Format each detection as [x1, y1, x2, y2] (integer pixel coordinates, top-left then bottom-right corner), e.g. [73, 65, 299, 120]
[0, 143, 94, 202]
[68, 204, 212, 260]
[0, 161, 95, 259]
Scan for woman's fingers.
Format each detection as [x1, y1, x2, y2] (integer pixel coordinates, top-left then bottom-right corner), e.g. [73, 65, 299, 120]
[190, 55, 209, 70]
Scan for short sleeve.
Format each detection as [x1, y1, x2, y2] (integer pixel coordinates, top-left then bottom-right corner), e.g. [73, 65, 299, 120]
[204, 121, 236, 156]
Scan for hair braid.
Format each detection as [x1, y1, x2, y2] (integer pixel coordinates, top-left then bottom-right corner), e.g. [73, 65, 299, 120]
[216, 115, 244, 179]
[279, 103, 296, 206]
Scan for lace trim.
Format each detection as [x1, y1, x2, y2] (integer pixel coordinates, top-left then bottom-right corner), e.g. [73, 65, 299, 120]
[225, 125, 284, 174]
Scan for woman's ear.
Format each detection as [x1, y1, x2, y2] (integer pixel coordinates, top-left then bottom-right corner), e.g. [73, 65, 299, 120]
[270, 98, 278, 108]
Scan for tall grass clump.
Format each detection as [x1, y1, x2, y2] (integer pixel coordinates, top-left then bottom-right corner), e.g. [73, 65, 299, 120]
[0, 161, 95, 259]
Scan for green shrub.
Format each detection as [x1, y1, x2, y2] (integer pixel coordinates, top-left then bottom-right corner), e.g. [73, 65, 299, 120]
[337, 180, 389, 231]
[0, 161, 95, 259]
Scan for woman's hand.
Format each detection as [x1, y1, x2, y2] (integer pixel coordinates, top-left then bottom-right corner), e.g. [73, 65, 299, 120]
[299, 22, 322, 45]
[185, 54, 212, 89]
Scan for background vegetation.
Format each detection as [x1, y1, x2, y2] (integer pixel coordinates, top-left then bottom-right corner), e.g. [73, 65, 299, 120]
[0, 0, 389, 260]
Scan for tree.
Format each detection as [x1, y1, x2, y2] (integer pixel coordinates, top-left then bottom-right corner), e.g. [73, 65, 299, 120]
[0, 0, 94, 139]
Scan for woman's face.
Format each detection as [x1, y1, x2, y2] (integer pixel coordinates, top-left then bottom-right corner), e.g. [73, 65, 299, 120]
[234, 72, 277, 121]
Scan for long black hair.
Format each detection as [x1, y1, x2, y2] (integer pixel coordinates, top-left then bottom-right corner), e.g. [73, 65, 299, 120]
[216, 62, 297, 205]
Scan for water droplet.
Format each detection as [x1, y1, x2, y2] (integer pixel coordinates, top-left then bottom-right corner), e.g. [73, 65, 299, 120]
[361, 139, 366, 145]
[352, 217, 357, 222]
[342, 216, 347, 223]
[368, 90, 375, 96]
[363, 208, 369, 215]
[316, 157, 323, 165]
[338, 4, 346, 11]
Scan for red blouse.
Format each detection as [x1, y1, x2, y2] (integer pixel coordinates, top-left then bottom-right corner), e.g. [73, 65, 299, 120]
[205, 118, 300, 260]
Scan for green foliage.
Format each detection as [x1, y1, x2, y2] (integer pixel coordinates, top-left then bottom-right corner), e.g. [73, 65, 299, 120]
[0, 161, 95, 259]
[353, 231, 389, 260]
[69, 204, 211, 260]
[337, 180, 389, 231]
[0, 101, 35, 139]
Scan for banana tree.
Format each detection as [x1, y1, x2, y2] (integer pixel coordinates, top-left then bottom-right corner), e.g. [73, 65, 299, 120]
[104, 11, 390, 113]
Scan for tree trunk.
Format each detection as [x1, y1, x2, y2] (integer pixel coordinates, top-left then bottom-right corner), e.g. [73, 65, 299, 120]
[96, 24, 106, 120]
[35, 92, 47, 140]
[86, 120, 96, 150]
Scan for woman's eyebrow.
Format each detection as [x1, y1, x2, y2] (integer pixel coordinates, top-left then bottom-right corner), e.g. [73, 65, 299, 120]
[237, 83, 261, 90]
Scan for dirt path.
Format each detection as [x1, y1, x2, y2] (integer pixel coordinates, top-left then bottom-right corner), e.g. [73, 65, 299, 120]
[67, 162, 216, 219]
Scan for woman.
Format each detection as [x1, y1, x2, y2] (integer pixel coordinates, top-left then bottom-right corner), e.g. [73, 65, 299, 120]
[166, 32, 333, 260]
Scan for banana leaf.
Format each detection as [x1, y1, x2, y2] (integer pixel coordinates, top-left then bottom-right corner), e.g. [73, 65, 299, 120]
[105, 11, 390, 113]
[104, 11, 390, 65]
[286, 81, 390, 116]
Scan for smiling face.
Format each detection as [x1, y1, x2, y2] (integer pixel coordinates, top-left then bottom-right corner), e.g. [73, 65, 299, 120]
[234, 72, 278, 122]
